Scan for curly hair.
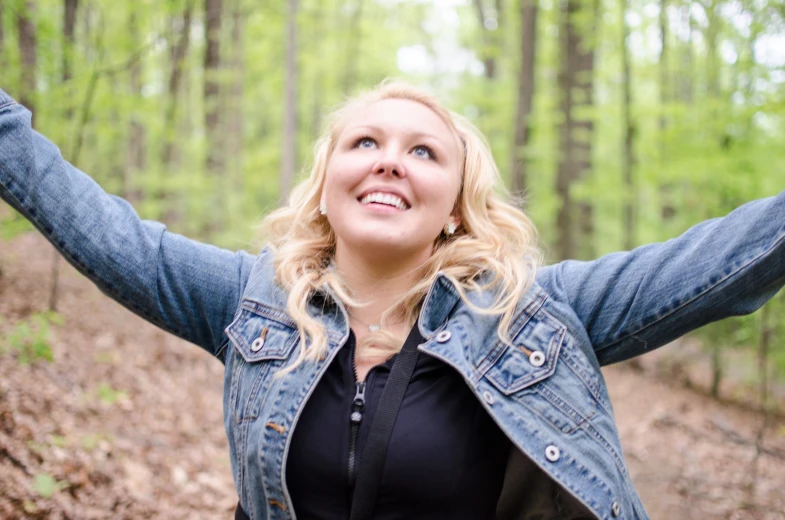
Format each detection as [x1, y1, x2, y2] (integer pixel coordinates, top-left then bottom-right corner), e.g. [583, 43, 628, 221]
[260, 81, 541, 375]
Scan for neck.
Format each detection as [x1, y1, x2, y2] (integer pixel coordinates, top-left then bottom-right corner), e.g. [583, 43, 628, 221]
[334, 244, 431, 325]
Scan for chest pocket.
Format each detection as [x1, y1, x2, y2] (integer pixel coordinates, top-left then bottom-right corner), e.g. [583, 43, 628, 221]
[225, 300, 299, 423]
[484, 302, 599, 434]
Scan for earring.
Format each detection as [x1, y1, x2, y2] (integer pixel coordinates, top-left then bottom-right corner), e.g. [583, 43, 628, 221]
[319, 202, 327, 216]
[444, 222, 457, 235]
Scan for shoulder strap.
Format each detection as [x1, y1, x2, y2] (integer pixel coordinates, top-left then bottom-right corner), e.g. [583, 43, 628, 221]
[349, 325, 422, 520]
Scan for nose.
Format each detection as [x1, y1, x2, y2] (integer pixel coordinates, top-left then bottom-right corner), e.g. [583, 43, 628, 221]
[371, 147, 407, 178]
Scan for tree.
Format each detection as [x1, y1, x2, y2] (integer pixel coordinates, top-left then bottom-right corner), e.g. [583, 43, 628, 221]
[0, 1, 6, 70]
[555, 0, 598, 260]
[204, 0, 225, 228]
[226, 0, 245, 192]
[161, 0, 194, 169]
[342, 0, 364, 93]
[280, 0, 298, 205]
[126, 3, 145, 205]
[17, 1, 38, 121]
[472, 0, 503, 80]
[509, 0, 538, 195]
[620, 0, 635, 251]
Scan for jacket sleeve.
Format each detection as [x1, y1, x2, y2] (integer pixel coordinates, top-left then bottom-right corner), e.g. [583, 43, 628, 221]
[0, 89, 255, 357]
[537, 191, 785, 366]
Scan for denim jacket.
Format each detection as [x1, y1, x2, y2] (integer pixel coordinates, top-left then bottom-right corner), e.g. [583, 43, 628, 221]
[2, 90, 784, 520]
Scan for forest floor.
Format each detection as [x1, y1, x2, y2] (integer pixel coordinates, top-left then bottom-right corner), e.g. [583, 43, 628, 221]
[1, 233, 784, 520]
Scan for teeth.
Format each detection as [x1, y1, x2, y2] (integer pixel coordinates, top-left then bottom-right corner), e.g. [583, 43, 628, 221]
[360, 192, 409, 210]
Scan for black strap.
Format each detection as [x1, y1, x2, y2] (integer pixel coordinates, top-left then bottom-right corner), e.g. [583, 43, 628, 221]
[349, 325, 422, 520]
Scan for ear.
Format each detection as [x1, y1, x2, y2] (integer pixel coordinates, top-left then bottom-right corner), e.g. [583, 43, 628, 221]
[449, 204, 462, 230]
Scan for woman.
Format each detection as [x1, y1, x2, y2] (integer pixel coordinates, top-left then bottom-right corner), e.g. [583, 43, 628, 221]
[0, 82, 783, 520]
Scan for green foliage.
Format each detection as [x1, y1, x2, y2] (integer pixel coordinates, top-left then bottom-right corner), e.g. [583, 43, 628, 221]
[32, 473, 68, 499]
[0, 211, 34, 240]
[0, 312, 64, 365]
[94, 382, 128, 405]
[2, 0, 784, 394]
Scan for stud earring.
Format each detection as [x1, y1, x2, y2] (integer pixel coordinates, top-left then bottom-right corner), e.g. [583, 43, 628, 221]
[319, 202, 327, 216]
[444, 222, 457, 235]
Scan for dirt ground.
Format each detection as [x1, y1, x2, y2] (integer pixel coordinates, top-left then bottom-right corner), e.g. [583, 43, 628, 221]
[1, 233, 784, 519]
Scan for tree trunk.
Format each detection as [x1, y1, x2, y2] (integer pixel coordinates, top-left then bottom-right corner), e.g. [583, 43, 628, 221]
[280, 0, 298, 206]
[309, 2, 324, 143]
[204, 0, 225, 229]
[50, 0, 80, 312]
[509, 0, 538, 195]
[226, 0, 245, 192]
[555, 0, 597, 261]
[677, 3, 693, 103]
[17, 1, 38, 121]
[658, 0, 676, 222]
[472, 0, 501, 79]
[0, 2, 7, 70]
[63, 0, 78, 82]
[125, 4, 145, 205]
[161, 0, 193, 168]
[620, 0, 635, 251]
[342, 0, 363, 93]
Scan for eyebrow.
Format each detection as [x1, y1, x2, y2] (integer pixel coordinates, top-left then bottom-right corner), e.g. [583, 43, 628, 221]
[347, 125, 446, 145]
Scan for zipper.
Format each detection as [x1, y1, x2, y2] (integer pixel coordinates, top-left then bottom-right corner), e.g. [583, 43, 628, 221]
[347, 380, 366, 488]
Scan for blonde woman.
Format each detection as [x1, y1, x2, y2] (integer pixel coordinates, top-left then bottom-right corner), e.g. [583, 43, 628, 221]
[0, 83, 783, 520]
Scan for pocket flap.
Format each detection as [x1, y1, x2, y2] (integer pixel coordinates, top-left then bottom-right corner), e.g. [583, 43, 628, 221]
[485, 308, 566, 395]
[225, 301, 299, 363]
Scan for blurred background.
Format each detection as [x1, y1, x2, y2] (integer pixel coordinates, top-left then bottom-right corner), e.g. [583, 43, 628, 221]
[1, 0, 784, 518]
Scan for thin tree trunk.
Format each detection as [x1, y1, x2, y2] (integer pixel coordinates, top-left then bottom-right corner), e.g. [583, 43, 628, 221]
[17, 1, 38, 120]
[125, 4, 145, 205]
[678, 3, 693, 103]
[309, 2, 324, 143]
[280, 0, 298, 206]
[510, 0, 538, 194]
[50, 0, 80, 312]
[748, 303, 773, 497]
[161, 0, 193, 167]
[63, 0, 78, 82]
[472, 0, 501, 79]
[555, 0, 597, 260]
[204, 0, 225, 229]
[226, 0, 245, 193]
[1, 2, 7, 70]
[342, 0, 363, 93]
[658, 0, 676, 222]
[621, 0, 635, 251]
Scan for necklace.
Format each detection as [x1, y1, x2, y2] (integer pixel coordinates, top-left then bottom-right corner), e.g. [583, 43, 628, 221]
[348, 311, 406, 333]
[348, 312, 382, 333]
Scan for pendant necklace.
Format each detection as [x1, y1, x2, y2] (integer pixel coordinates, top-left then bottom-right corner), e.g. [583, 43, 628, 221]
[348, 313, 382, 333]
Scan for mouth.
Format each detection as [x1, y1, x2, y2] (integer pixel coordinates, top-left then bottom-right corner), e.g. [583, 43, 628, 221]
[357, 191, 411, 211]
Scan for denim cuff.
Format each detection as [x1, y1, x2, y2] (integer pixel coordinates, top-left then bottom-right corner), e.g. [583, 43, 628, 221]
[0, 89, 16, 107]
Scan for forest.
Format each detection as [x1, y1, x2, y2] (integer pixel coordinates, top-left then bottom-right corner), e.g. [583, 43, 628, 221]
[0, 0, 784, 517]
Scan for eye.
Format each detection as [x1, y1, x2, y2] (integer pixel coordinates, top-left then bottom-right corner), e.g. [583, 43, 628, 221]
[412, 145, 436, 160]
[352, 136, 377, 149]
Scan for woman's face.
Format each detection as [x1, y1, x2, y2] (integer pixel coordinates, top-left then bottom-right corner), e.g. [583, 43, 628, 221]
[322, 99, 462, 268]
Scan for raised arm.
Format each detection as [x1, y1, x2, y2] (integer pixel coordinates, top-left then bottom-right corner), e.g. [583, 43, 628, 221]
[0, 89, 255, 357]
[537, 192, 785, 366]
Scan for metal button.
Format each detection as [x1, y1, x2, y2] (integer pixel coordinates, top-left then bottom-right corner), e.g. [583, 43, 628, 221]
[528, 350, 545, 367]
[436, 330, 452, 343]
[482, 391, 495, 405]
[251, 337, 265, 352]
[611, 500, 621, 517]
[544, 444, 560, 462]
[251, 327, 269, 352]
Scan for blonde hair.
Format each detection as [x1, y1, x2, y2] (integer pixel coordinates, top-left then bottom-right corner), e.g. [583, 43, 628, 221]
[261, 81, 541, 374]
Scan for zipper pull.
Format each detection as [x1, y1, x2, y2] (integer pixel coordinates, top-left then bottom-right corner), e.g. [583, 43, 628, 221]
[351, 381, 366, 423]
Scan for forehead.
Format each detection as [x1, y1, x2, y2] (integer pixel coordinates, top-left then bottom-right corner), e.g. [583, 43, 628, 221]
[340, 99, 460, 154]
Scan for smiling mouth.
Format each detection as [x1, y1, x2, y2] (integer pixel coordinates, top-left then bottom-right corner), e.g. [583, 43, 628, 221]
[358, 192, 410, 210]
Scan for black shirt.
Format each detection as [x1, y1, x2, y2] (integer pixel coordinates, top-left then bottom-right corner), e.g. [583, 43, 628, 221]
[285, 327, 511, 519]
